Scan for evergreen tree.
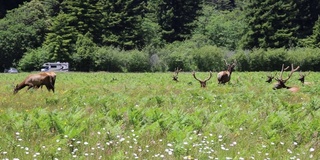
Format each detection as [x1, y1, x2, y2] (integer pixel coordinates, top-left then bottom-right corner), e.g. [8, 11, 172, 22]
[311, 19, 320, 47]
[61, 0, 102, 44]
[98, 0, 146, 50]
[204, 0, 236, 10]
[72, 33, 97, 71]
[303, 18, 320, 48]
[0, 0, 30, 18]
[295, 0, 320, 39]
[44, 13, 78, 62]
[241, 0, 299, 49]
[0, 0, 48, 71]
[157, 0, 202, 43]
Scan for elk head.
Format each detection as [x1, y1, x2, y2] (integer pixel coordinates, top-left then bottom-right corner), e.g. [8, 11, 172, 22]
[298, 71, 310, 84]
[217, 59, 236, 84]
[273, 64, 300, 90]
[265, 67, 289, 83]
[193, 71, 212, 88]
[265, 72, 277, 83]
[172, 67, 182, 82]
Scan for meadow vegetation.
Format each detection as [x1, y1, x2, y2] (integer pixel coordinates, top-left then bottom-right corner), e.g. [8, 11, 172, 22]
[0, 71, 320, 159]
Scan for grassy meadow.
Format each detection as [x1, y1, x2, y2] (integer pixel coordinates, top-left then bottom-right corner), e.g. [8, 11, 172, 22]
[0, 71, 320, 159]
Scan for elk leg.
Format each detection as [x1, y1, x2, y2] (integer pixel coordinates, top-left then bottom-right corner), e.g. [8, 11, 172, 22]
[45, 84, 54, 93]
[26, 83, 34, 91]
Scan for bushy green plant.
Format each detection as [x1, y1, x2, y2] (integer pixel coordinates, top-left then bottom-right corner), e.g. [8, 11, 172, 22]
[127, 50, 151, 72]
[93, 46, 126, 72]
[18, 46, 51, 71]
[192, 45, 225, 71]
[287, 48, 320, 71]
[72, 33, 97, 71]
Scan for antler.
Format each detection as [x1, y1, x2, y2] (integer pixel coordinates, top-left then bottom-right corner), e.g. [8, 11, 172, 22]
[299, 70, 310, 77]
[298, 70, 310, 84]
[223, 59, 229, 66]
[173, 67, 182, 82]
[192, 71, 212, 88]
[232, 59, 237, 66]
[275, 64, 291, 81]
[282, 64, 300, 82]
[273, 64, 299, 90]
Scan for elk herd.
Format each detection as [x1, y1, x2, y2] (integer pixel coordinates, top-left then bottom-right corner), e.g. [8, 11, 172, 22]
[12, 60, 311, 94]
[173, 59, 311, 92]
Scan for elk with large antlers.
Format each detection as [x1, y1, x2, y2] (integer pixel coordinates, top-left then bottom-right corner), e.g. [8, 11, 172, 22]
[273, 64, 300, 90]
[192, 71, 212, 88]
[217, 59, 236, 84]
[172, 67, 182, 82]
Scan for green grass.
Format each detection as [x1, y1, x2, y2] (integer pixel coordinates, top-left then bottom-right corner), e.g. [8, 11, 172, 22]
[0, 71, 320, 159]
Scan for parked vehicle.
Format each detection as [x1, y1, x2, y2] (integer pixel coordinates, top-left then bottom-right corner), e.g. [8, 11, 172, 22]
[4, 67, 18, 73]
[40, 62, 69, 72]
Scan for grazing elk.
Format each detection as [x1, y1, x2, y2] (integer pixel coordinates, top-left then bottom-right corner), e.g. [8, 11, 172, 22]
[298, 71, 310, 85]
[273, 64, 300, 91]
[172, 67, 182, 82]
[217, 59, 236, 84]
[14, 73, 55, 94]
[192, 71, 212, 88]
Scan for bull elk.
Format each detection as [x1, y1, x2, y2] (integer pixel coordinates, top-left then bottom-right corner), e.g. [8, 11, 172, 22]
[14, 73, 55, 94]
[192, 71, 212, 88]
[172, 67, 182, 82]
[298, 71, 310, 85]
[217, 59, 236, 84]
[273, 64, 300, 91]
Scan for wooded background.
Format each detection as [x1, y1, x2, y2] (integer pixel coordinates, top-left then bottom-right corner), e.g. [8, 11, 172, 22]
[1, 0, 319, 72]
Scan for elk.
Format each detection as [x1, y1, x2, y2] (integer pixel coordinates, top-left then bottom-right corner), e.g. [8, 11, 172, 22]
[273, 64, 300, 91]
[265, 73, 276, 83]
[38, 72, 56, 88]
[172, 67, 182, 82]
[217, 59, 236, 84]
[266, 66, 289, 83]
[298, 71, 310, 84]
[14, 73, 55, 94]
[192, 71, 212, 88]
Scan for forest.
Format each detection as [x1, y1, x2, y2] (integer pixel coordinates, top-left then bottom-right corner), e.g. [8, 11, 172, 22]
[0, 0, 320, 72]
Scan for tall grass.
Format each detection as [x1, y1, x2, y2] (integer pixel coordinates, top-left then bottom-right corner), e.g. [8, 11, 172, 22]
[0, 71, 319, 159]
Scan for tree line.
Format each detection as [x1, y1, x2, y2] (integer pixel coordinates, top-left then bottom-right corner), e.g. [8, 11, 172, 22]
[0, 0, 320, 72]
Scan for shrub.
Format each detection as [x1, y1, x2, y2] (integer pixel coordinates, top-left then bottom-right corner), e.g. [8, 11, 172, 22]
[287, 48, 320, 71]
[94, 46, 126, 72]
[127, 50, 151, 72]
[18, 46, 51, 71]
[192, 45, 225, 71]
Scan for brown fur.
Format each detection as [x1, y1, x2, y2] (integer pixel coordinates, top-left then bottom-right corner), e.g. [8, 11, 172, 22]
[14, 73, 54, 94]
[172, 67, 182, 82]
[273, 64, 300, 91]
[38, 72, 56, 88]
[217, 60, 236, 84]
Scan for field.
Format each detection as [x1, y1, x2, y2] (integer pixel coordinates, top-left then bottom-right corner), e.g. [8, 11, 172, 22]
[0, 71, 320, 159]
